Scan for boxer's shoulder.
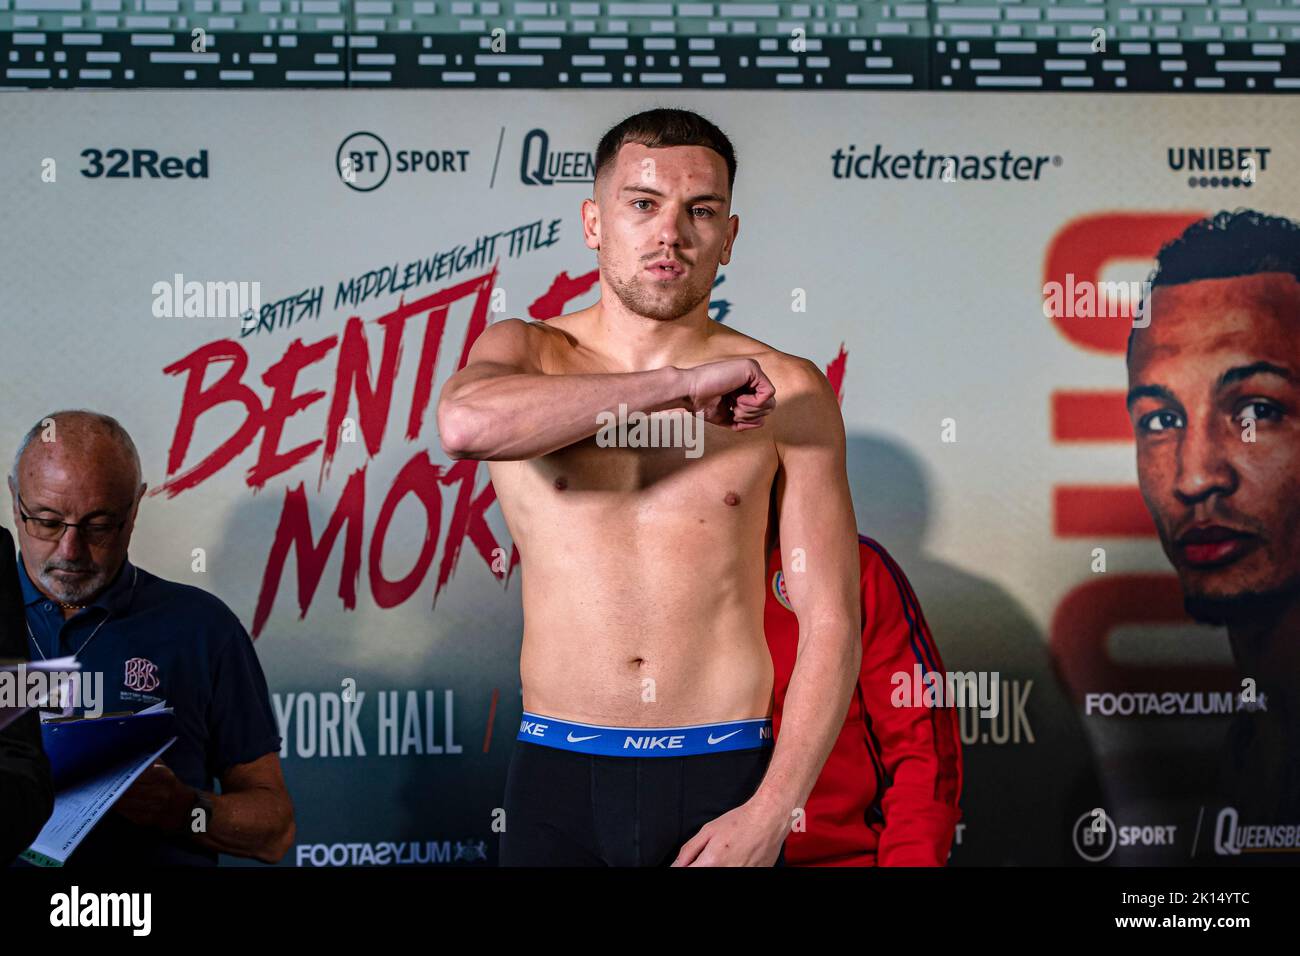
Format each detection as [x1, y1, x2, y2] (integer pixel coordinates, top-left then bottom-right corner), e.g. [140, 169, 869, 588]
[514, 311, 610, 373]
[704, 325, 814, 382]
[718, 335, 828, 403]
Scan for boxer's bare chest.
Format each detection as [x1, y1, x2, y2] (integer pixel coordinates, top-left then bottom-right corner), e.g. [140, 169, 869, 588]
[491, 322, 782, 541]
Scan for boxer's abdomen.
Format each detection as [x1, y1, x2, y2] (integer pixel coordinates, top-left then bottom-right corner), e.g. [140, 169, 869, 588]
[490, 418, 779, 726]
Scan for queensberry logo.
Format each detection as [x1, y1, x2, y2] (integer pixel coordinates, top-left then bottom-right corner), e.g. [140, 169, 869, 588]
[1167, 145, 1270, 189]
[1213, 807, 1300, 856]
[519, 128, 595, 186]
[831, 144, 1061, 182]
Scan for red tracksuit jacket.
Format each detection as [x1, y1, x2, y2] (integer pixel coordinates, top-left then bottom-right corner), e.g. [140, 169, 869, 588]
[764, 534, 963, 866]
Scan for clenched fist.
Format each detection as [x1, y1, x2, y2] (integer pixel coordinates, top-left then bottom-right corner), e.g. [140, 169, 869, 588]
[681, 358, 777, 430]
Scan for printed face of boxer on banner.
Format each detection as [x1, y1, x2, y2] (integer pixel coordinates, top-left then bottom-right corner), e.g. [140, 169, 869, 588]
[582, 142, 738, 324]
[1128, 264, 1300, 625]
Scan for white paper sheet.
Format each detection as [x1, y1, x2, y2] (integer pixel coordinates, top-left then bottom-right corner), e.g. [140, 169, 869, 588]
[21, 736, 178, 867]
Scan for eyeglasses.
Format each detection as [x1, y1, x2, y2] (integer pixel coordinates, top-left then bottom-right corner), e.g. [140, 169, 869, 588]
[15, 493, 128, 546]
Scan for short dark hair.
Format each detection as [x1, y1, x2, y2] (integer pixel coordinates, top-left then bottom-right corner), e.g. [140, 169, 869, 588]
[1129, 209, 1300, 361]
[1150, 209, 1300, 288]
[594, 107, 737, 196]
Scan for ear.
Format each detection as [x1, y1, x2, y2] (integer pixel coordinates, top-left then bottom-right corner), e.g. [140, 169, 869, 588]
[581, 197, 600, 251]
[720, 213, 740, 266]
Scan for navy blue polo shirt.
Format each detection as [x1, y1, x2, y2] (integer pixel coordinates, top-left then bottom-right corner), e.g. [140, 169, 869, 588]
[20, 555, 282, 866]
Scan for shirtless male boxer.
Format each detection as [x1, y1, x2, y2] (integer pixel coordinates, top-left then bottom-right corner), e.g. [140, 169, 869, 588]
[437, 108, 862, 866]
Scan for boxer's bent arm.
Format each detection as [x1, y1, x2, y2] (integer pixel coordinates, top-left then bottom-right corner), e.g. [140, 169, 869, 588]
[437, 318, 691, 461]
[756, 359, 862, 823]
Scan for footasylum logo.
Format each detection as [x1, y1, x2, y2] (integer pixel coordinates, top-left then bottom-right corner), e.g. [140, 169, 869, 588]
[1084, 690, 1264, 717]
[296, 840, 481, 866]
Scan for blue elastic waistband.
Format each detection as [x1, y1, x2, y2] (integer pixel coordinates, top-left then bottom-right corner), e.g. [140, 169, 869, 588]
[517, 711, 774, 757]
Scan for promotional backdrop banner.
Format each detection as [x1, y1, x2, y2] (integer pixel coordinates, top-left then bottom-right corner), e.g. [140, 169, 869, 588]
[1, 90, 1295, 865]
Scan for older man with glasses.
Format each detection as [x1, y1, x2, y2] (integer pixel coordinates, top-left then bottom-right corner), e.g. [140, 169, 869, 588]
[8, 409, 294, 866]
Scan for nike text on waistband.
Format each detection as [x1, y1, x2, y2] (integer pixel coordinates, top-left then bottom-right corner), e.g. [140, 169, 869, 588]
[515, 711, 774, 757]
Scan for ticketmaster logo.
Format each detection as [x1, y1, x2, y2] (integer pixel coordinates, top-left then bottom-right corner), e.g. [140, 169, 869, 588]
[831, 145, 1061, 182]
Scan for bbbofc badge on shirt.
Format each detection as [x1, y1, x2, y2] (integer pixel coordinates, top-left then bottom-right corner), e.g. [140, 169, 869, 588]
[122, 656, 163, 704]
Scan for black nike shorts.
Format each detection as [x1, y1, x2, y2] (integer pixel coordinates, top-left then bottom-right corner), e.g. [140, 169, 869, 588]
[500, 740, 787, 867]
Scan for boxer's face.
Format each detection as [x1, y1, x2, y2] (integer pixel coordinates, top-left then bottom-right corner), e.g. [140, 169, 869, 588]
[1127, 272, 1300, 623]
[10, 437, 142, 606]
[584, 142, 737, 322]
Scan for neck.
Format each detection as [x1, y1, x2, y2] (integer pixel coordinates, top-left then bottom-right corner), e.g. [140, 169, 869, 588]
[589, 297, 714, 371]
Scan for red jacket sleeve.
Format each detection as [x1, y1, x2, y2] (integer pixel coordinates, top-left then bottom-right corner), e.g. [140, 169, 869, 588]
[857, 537, 964, 866]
